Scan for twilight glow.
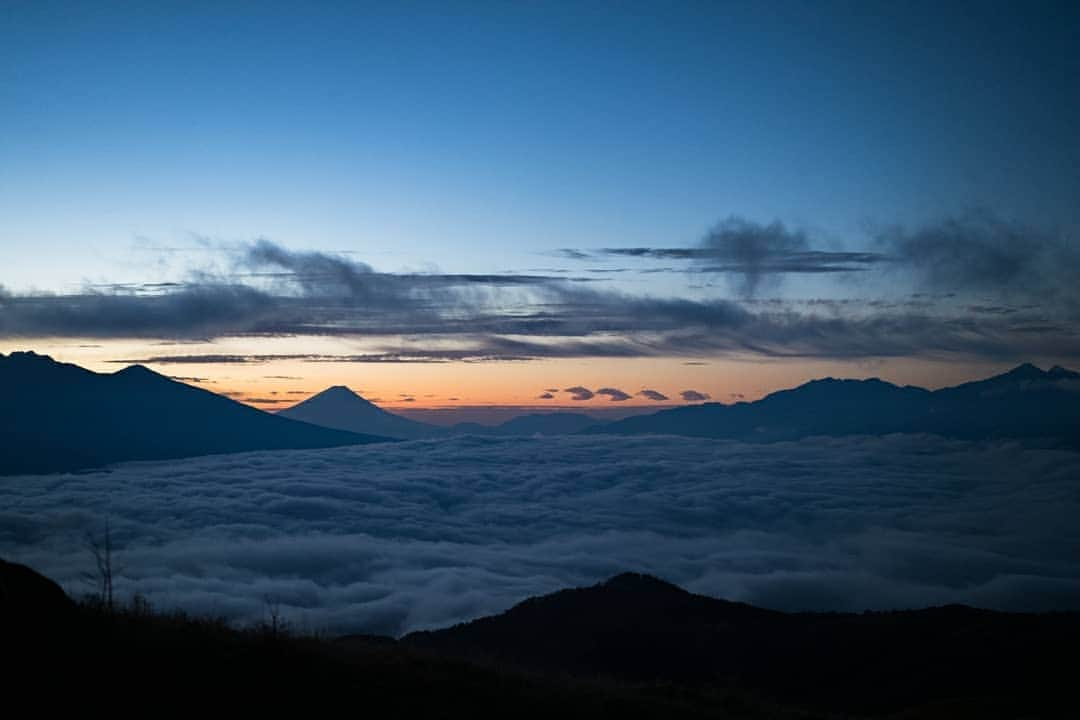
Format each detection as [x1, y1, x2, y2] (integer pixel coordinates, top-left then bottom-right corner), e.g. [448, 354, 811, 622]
[2, 3, 1078, 421]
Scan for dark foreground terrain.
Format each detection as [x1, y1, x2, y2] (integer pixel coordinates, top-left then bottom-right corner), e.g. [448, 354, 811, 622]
[3, 559, 1076, 717]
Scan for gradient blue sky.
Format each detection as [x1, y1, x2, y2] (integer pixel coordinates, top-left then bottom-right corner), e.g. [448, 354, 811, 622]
[2, 1, 1078, 411]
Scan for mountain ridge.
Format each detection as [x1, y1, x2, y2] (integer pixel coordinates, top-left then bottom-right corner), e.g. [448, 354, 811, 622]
[588, 363, 1080, 444]
[402, 569, 1080, 716]
[5, 353, 1078, 471]
[279, 386, 601, 439]
[0, 352, 386, 476]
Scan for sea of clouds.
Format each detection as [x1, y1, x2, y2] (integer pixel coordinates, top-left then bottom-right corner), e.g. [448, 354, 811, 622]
[3, 434, 1079, 636]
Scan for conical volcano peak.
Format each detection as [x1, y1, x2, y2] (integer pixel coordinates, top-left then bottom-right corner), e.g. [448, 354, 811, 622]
[280, 384, 441, 439]
[307, 385, 376, 405]
[323, 385, 360, 397]
[114, 363, 160, 378]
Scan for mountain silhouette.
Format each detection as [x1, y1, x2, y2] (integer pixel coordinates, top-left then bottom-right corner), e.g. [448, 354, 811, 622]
[0, 352, 385, 475]
[590, 364, 1080, 445]
[450, 412, 600, 437]
[278, 385, 445, 439]
[281, 387, 600, 439]
[405, 572, 1079, 716]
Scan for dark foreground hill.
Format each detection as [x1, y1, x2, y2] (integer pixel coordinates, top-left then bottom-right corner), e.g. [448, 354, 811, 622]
[4, 559, 1077, 717]
[0, 559, 770, 718]
[0, 351, 385, 475]
[404, 573, 1080, 718]
[592, 363, 1080, 445]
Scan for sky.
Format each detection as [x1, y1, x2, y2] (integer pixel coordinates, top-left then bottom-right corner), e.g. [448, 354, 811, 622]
[2, 1, 1079, 414]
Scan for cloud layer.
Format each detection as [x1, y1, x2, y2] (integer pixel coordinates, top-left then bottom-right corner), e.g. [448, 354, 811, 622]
[594, 216, 885, 295]
[3, 435, 1078, 636]
[2, 214, 1080, 361]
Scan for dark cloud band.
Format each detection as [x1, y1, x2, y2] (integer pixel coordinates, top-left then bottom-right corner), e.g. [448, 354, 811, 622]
[2, 219, 1079, 362]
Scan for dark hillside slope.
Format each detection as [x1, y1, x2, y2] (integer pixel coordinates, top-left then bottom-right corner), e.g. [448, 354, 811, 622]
[5, 559, 1075, 718]
[1, 560, 731, 718]
[0, 352, 383, 475]
[406, 572, 1079, 717]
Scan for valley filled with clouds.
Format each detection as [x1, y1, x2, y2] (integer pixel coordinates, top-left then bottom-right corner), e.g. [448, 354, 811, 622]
[3, 434, 1078, 636]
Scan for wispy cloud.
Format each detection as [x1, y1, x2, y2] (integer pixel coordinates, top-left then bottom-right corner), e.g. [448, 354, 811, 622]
[564, 217, 885, 295]
[167, 375, 213, 383]
[560, 213, 1080, 310]
[108, 352, 531, 365]
[872, 211, 1080, 305]
[2, 221, 1079, 363]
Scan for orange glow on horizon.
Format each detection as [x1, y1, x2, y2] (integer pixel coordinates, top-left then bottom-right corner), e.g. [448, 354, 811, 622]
[0, 336, 1053, 413]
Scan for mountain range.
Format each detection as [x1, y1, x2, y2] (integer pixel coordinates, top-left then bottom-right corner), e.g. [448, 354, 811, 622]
[3, 351, 1078, 476]
[278, 385, 600, 438]
[282, 363, 1080, 447]
[590, 362, 1080, 444]
[0, 351, 385, 476]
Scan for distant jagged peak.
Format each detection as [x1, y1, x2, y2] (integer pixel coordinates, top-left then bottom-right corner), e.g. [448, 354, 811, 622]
[774, 375, 912, 399]
[966, 362, 1079, 387]
[0, 350, 93, 379]
[796, 375, 899, 390]
[1000, 362, 1046, 379]
[1047, 365, 1080, 379]
[2, 349, 54, 363]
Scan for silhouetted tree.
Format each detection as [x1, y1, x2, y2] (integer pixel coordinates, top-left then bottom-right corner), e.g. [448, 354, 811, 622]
[259, 595, 289, 638]
[83, 519, 116, 611]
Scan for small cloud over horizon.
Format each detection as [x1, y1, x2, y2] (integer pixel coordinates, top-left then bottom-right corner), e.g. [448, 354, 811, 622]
[681, 390, 711, 402]
[596, 387, 632, 402]
[564, 386, 594, 401]
[638, 389, 669, 401]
